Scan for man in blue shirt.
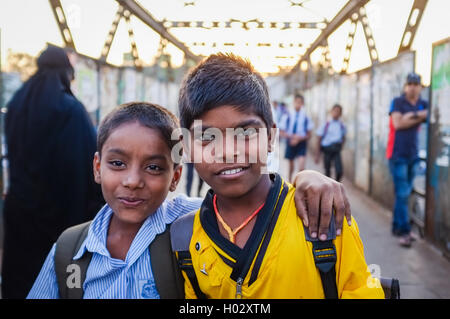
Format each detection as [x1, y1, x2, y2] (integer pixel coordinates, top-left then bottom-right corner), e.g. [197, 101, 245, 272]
[386, 72, 428, 247]
[315, 104, 346, 181]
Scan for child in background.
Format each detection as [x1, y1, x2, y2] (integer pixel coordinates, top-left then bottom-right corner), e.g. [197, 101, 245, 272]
[315, 104, 346, 181]
[284, 94, 314, 181]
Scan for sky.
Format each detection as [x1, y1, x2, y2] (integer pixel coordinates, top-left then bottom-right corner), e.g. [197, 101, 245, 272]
[0, 0, 449, 84]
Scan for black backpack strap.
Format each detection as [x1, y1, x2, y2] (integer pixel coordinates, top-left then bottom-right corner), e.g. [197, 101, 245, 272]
[54, 221, 93, 299]
[304, 214, 339, 299]
[311, 240, 338, 299]
[170, 211, 206, 299]
[380, 277, 401, 299]
[177, 250, 207, 299]
[149, 225, 185, 299]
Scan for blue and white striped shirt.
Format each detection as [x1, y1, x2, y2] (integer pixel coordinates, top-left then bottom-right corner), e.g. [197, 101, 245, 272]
[27, 194, 202, 299]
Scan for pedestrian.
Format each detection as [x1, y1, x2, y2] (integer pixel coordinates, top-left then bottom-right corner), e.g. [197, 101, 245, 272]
[185, 162, 204, 197]
[284, 94, 314, 181]
[2, 45, 104, 298]
[386, 72, 428, 247]
[175, 53, 383, 299]
[315, 104, 346, 181]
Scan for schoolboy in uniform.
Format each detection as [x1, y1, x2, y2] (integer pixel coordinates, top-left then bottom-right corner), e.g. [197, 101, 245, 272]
[177, 53, 384, 299]
[315, 104, 346, 181]
[27, 102, 353, 299]
[284, 94, 314, 181]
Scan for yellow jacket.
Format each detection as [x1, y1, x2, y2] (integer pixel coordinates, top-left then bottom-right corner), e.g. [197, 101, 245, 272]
[182, 175, 384, 299]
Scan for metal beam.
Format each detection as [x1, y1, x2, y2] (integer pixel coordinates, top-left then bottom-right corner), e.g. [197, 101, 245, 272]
[161, 19, 327, 30]
[124, 10, 142, 69]
[48, 0, 76, 50]
[289, 0, 370, 74]
[116, 0, 201, 62]
[100, 5, 125, 61]
[398, 0, 428, 53]
[340, 13, 358, 73]
[358, 6, 379, 63]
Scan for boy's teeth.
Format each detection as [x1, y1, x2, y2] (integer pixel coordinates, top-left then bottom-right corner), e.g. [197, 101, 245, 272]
[221, 168, 243, 175]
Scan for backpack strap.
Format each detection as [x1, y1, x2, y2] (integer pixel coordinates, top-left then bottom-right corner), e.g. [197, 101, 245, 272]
[170, 210, 207, 299]
[304, 214, 339, 299]
[54, 221, 92, 299]
[323, 121, 330, 139]
[149, 225, 185, 299]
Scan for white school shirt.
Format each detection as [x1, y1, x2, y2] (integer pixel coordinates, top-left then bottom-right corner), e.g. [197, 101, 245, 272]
[316, 119, 346, 147]
[285, 108, 314, 137]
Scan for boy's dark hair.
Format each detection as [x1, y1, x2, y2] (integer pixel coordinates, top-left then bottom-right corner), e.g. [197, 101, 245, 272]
[97, 102, 180, 157]
[332, 103, 343, 112]
[294, 94, 304, 101]
[178, 53, 273, 129]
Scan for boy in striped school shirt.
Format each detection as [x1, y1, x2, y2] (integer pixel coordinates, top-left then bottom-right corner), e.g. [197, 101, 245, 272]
[27, 102, 351, 299]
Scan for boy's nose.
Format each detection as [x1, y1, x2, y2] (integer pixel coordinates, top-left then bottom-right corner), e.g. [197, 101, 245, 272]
[122, 169, 144, 189]
[217, 131, 241, 162]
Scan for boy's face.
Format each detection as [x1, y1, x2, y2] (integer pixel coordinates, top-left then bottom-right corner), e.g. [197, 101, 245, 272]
[93, 122, 182, 225]
[294, 97, 303, 111]
[187, 105, 274, 199]
[331, 107, 341, 120]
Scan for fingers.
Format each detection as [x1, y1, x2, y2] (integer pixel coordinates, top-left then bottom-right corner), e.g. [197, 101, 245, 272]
[340, 184, 352, 226]
[306, 189, 320, 239]
[333, 184, 347, 236]
[318, 189, 333, 241]
[294, 191, 309, 227]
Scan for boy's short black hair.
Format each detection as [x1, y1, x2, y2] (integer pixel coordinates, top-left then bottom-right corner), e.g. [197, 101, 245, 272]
[97, 102, 180, 157]
[294, 94, 304, 101]
[178, 53, 273, 129]
[332, 103, 343, 112]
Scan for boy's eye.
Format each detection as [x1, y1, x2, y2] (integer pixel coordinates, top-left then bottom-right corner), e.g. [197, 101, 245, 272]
[147, 164, 163, 172]
[109, 160, 125, 168]
[195, 132, 215, 142]
[235, 128, 257, 139]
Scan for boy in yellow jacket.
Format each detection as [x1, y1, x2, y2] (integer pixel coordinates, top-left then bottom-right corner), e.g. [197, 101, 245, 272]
[175, 53, 384, 299]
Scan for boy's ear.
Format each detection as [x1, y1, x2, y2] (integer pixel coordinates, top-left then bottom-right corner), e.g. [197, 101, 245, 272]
[93, 152, 101, 184]
[268, 124, 277, 153]
[169, 164, 183, 192]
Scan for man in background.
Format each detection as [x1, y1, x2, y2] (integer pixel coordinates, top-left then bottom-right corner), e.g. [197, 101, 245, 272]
[386, 72, 428, 248]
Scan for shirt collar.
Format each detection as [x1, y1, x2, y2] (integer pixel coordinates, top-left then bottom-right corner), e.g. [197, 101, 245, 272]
[73, 202, 171, 265]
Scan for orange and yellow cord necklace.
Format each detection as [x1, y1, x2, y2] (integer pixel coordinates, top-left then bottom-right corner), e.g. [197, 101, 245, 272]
[213, 194, 265, 244]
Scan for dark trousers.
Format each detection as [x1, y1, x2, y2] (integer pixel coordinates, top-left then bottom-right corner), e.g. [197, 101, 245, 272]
[322, 143, 343, 182]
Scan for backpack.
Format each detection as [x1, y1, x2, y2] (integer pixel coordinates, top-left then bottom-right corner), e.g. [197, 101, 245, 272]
[54, 215, 400, 299]
[170, 211, 401, 299]
[54, 221, 184, 299]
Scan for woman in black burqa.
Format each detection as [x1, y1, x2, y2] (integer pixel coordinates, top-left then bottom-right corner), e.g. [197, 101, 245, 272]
[1, 45, 104, 298]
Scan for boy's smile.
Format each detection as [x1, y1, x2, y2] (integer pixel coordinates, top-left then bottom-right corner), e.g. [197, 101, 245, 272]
[94, 122, 181, 225]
